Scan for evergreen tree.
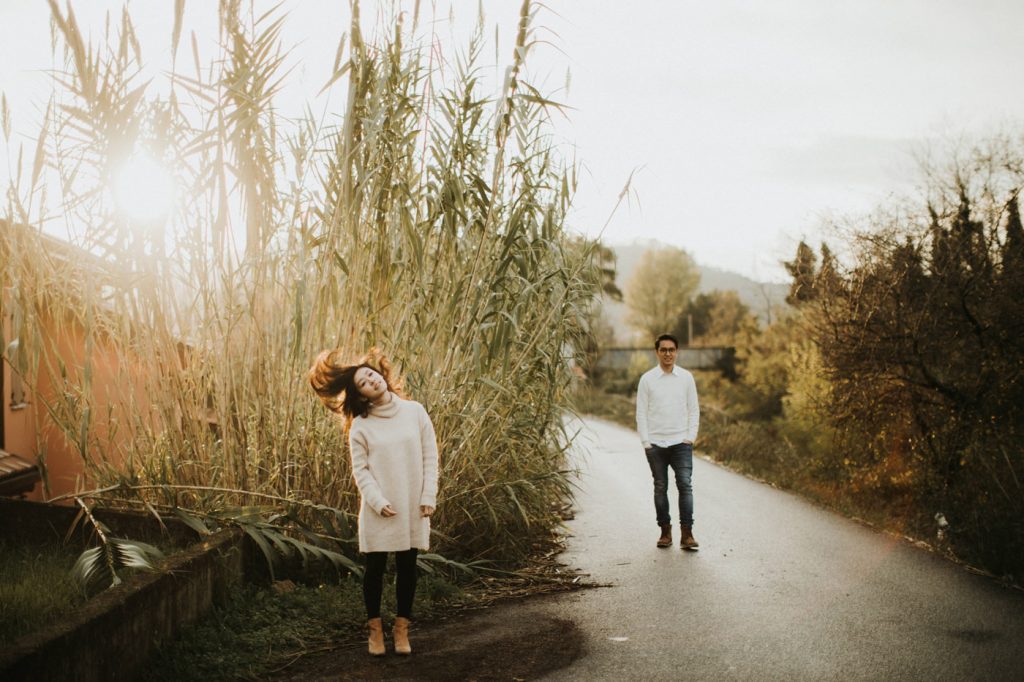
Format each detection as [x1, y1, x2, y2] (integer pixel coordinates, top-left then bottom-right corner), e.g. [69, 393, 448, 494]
[783, 240, 818, 305]
[1002, 195, 1024, 279]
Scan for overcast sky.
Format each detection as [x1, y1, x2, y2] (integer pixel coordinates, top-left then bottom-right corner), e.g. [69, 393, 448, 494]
[2, 1, 1022, 281]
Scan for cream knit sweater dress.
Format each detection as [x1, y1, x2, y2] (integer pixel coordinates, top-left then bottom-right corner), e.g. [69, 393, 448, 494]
[348, 393, 439, 553]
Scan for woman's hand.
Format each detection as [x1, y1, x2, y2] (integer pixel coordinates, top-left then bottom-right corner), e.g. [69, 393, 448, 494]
[420, 505, 435, 518]
[380, 504, 397, 517]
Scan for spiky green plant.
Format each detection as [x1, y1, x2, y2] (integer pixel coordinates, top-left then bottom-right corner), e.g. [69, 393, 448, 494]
[1, 1, 605, 568]
[69, 497, 165, 592]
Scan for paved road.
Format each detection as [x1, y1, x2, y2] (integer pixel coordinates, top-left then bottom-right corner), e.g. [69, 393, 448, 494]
[538, 417, 1024, 681]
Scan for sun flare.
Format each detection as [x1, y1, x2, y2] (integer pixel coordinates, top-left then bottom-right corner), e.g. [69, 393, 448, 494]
[112, 153, 176, 223]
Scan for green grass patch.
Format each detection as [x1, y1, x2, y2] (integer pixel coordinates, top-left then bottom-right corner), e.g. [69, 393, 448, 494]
[147, 573, 468, 681]
[0, 541, 87, 645]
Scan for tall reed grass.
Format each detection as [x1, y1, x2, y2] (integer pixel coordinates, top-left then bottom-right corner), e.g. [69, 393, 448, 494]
[1, 1, 603, 566]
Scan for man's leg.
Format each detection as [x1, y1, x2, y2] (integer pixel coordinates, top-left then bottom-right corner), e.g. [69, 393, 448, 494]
[668, 443, 698, 548]
[645, 445, 672, 522]
[646, 445, 673, 547]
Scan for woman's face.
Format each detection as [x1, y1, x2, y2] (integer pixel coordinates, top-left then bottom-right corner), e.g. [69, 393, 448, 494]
[353, 366, 387, 401]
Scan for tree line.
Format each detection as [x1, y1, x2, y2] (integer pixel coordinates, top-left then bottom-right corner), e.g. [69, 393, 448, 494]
[782, 137, 1023, 580]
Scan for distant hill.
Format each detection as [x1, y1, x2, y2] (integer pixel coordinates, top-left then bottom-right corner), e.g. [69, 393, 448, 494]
[600, 240, 790, 343]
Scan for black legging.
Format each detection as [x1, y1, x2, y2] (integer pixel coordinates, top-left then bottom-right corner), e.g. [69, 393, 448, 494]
[363, 548, 418, 619]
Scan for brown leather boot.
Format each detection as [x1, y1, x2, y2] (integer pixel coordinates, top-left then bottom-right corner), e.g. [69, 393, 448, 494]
[393, 616, 412, 655]
[656, 524, 672, 548]
[367, 617, 385, 656]
[680, 526, 699, 550]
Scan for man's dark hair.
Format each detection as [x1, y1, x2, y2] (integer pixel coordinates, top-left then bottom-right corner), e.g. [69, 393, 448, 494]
[654, 333, 678, 350]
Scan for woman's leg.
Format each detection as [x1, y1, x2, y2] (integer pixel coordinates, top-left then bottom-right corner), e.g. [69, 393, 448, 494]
[392, 549, 419, 654]
[363, 552, 388, 619]
[393, 548, 419, 618]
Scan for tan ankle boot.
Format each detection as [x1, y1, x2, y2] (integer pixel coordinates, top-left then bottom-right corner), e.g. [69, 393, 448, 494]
[367, 617, 385, 656]
[393, 616, 412, 655]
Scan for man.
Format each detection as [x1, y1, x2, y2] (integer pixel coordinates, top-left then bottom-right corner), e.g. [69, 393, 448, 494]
[636, 333, 700, 550]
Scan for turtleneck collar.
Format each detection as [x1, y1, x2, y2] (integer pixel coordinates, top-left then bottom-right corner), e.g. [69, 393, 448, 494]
[368, 392, 400, 418]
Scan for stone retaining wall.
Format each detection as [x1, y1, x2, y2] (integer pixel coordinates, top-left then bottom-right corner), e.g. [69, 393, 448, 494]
[0, 498, 252, 682]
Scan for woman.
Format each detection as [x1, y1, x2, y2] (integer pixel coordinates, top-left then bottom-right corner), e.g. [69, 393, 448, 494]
[309, 348, 439, 656]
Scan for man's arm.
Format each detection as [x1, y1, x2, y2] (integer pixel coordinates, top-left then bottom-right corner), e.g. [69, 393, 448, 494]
[684, 373, 700, 444]
[636, 373, 651, 449]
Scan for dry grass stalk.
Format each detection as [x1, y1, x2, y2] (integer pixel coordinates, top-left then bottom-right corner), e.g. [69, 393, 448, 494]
[1, 0, 606, 567]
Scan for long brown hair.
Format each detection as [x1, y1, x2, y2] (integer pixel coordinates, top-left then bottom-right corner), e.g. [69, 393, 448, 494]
[308, 347, 402, 422]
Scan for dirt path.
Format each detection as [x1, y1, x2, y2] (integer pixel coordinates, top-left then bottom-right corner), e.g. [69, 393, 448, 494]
[272, 595, 584, 681]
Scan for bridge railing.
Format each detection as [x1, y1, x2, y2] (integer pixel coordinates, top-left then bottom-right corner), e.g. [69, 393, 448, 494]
[596, 346, 736, 377]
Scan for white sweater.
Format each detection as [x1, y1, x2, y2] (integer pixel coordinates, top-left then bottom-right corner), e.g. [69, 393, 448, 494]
[348, 394, 439, 553]
[635, 365, 700, 448]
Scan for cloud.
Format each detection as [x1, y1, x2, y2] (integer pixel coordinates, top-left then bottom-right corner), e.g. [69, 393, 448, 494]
[759, 134, 922, 189]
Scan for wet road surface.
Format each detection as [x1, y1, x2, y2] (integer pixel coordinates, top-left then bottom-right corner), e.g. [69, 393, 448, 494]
[537, 417, 1024, 681]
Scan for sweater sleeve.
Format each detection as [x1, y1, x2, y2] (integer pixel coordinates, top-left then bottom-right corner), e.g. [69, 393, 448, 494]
[418, 405, 440, 507]
[684, 373, 700, 444]
[348, 426, 391, 514]
[635, 373, 651, 448]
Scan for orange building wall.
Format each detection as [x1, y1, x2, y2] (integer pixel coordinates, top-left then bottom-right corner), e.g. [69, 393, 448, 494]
[3, 310, 145, 502]
[2, 363, 36, 491]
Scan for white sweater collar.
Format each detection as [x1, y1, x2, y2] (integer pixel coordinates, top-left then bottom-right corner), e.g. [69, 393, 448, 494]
[368, 392, 401, 418]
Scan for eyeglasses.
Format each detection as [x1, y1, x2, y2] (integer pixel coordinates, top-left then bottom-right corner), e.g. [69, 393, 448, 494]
[657, 347, 676, 354]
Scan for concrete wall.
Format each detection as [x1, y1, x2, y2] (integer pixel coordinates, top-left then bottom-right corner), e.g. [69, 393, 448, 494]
[0, 497, 195, 548]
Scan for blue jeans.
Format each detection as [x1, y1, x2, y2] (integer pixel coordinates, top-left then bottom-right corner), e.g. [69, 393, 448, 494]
[645, 443, 694, 528]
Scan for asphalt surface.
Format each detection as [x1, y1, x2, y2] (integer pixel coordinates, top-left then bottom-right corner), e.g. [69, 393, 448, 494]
[536, 417, 1024, 681]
